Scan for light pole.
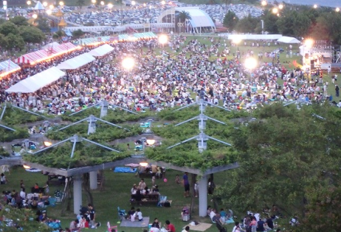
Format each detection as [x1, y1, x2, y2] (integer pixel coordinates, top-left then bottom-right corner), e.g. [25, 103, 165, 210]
[3, 0, 7, 20]
[260, 19, 264, 34]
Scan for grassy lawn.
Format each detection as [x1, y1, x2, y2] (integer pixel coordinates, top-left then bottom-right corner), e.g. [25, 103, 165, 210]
[3, 167, 235, 232]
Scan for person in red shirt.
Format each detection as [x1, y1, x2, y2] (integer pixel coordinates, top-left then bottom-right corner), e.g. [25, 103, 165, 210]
[165, 220, 175, 232]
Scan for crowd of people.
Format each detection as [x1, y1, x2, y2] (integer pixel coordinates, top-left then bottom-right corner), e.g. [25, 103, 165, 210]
[0, 179, 65, 230]
[63, 1, 262, 27]
[0, 33, 334, 119]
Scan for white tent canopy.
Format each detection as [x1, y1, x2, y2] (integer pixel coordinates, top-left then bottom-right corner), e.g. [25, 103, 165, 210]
[277, 36, 301, 44]
[88, 44, 114, 57]
[34, 1, 45, 10]
[57, 53, 95, 70]
[42, 42, 60, 50]
[6, 67, 65, 93]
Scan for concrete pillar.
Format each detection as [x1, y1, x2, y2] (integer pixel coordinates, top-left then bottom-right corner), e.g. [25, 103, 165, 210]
[73, 175, 82, 214]
[87, 116, 97, 134]
[100, 100, 108, 118]
[89, 171, 97, 190]
[198, 175, 208, 217]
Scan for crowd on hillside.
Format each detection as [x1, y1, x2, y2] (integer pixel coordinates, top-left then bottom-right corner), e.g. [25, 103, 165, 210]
[0, 35, 334, 116]
[64, 2, 262, 27]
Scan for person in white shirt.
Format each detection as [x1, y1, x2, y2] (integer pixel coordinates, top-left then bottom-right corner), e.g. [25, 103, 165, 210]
[209, 209, 216, 220]
[134, 208, 143, 221]
[20, 189, 26, 199]
[232, 222, 243, 232]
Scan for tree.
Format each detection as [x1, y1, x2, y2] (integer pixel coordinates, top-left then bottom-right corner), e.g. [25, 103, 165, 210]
[77, 0, 85, 7]
[307, 16, 330, 41]
[276, 11, 311, 37]
[10, 16, 29, 27]
[0, 21, 19, 36]
[235, 15, 258, 33]
[20, 26, 45, 43]
[5, 33, 25, 50]
[0, 34, 8, 49]
[215, 103, 341, 221]
[52, 30, 66, 40]
[295, 185, 341, 232]
[261, 10, 278, 33]
[72, 29, 84, 39]
[36, 17, 51, 32]
[223, 11, 238, 31]
[176, 11, 191, 33]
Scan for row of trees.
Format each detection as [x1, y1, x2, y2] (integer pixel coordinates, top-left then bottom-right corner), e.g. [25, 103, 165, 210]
[223, 5, 341, 44]
[215, 103, 341, 231]
[0, 16, 47, 51]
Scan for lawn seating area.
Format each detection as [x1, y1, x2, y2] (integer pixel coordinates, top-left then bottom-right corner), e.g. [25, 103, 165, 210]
[130, 193, 160, 205]
[0, 167, 235, 232]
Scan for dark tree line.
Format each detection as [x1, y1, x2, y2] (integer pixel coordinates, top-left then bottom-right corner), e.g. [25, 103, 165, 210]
[223, 5, 341, 44]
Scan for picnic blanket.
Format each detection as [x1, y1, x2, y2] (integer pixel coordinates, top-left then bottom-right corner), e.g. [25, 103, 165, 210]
[114, 167, 137, 173]
[120, 217, 150, 227]
[185, 222, 212, 231]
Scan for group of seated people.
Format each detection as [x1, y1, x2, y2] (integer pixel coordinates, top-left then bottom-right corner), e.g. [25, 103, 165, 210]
[1, 181, 66, 231]
[137, 165, 164, 178]
[2, 182, 50, 209]
[208, 206, 234, 225]
[125, 207, 144, 221]
[130, 179, 161, 204]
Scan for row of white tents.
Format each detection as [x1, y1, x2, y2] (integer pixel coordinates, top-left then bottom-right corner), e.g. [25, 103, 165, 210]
[6, 44, 114, 94]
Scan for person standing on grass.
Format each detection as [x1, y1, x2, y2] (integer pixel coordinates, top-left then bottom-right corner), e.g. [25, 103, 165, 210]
[183, 172, 190, 198]
[335, 85, 339, 97]
[0, 173, 6, 184]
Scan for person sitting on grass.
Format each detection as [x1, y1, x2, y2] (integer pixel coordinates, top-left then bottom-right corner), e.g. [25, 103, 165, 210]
[181, 226, 190, 232]
[151, 218, 161, 228]
[126, 207, 135, 220]
[69, 219, 80, 232]
[133, 208, 143, 221]
[165, 220, 175, 232]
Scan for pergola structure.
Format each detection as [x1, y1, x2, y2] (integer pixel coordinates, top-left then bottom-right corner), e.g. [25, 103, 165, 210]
[69, 100, 138, 118]
[0, 104, 47, 132]
[0, 153, 239, 216]
[0, 104, 46, 121]
[56, 114, 128, 135]
[0, 100, 238, 217]
[166, 99, 234, 216]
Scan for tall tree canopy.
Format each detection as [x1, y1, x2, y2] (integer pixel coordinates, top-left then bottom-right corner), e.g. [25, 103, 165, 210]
[215, 103, 341, 231]
[223, 11, 239, 31]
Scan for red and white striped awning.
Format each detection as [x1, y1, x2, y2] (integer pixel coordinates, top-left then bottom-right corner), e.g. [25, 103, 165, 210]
[16, 51, 46, 64]
[16, 43, 80, 65]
